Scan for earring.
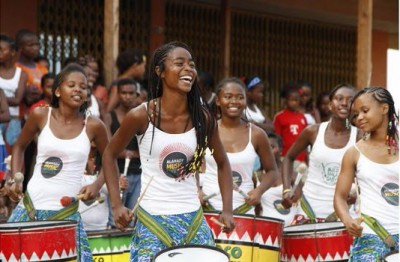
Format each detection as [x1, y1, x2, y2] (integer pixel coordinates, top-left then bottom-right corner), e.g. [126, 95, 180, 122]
[55, 93, 60, 97]
[345, 118, 350, 129]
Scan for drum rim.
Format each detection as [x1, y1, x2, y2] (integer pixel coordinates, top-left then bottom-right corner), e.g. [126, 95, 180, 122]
[87, 228, 135, 237]
[153, 244, 229, 259]
[283, 222, 345, 233]
[0, 220, 77, 230]
[254, 215, 285, 224]
[203, 211, 255, 219]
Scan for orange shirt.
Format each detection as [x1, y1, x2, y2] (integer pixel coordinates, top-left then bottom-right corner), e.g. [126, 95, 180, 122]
[16, 62, 48, 94]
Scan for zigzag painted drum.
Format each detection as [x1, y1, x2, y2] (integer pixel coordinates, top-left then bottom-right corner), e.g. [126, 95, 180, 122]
[204, 212, 283, 262]
[0, 220, 77, 261]
[87, 229, 134, 261]
[253, 216, 284, 262]
[281, 222, 354, 262]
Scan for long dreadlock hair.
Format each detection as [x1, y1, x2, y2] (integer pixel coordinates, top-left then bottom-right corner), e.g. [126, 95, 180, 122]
[350, 86, 399, 155]
[147, 41, 216, 178]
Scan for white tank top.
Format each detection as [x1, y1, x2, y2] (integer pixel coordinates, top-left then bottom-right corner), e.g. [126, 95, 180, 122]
[245, 105, 265, 124]
[202, 124, 257, 214]
[27, 108, 91, 210]
[137, 105, 200, 215]
[88, 95, 100, 118]
[261, 184, 298, 226]
[300, 122, 357, 218]
[355, 145, 399, 235]
[0, 67, 21, 117]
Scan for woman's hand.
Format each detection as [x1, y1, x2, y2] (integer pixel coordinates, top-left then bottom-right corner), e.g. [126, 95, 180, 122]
[344, 217, 364, 237]
[246, 188, 262, 206]
[113, 205, 133, 230]
[219, 210, 235, 233]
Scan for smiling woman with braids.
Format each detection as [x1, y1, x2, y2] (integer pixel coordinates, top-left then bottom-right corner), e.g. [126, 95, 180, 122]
[334, 87, 399, 261]
[102, 41, 234, 261]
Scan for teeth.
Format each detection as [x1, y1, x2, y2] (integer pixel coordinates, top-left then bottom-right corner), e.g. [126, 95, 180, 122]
[180, 76, 192, 82]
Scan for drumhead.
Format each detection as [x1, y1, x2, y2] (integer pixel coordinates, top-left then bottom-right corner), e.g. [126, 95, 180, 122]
[0, 220, 76, 231]
[384, 251, 399, 262]
[284, 222, 345, 234]
[153, 245, 229, 262]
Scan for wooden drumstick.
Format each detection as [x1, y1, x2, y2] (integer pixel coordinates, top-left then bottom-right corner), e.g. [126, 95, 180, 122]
[203, 192, 219, 201]
[120, 158, 131, 199]
[79, 196, 106, 214]
[131, 176, 154, 214]
[210, 217, 226, 228]
[232, 181, 249, 199]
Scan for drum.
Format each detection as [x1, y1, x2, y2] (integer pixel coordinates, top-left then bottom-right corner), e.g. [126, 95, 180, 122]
[383, 251, 399, 262]
[253, 216, 284, 262]
[281, 222, 353, 261]
[0, 220, 77, 262]
[87, 228, 134, 261]
[153, 244, 229, 262]
[204, 212, 255, 262]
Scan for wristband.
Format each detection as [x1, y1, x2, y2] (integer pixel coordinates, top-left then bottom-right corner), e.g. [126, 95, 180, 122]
[282, 188, 292, 195]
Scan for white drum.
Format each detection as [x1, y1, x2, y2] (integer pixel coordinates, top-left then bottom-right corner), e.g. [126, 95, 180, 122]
[153, 245, 229, 262]
[384, 251, 399, 262]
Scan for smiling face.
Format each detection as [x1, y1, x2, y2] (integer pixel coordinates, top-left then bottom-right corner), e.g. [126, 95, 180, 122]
[351, 93, 388, 132]
[216, 81, 246, 118]
[329, 87, 355, 120]
[159, 47, 197, 94]
[55, 72, 88, 109]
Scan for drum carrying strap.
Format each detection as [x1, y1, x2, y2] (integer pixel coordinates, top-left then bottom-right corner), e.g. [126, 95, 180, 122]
[137, 206, 204, 247]
[233, 203, 253, 214]
[361, 213, 396, 248]
[300, 195, 316, 223]
[23, 192, 79, 221]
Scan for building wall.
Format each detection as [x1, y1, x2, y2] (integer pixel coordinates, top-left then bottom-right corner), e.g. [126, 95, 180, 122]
[0, 0, 38, 37]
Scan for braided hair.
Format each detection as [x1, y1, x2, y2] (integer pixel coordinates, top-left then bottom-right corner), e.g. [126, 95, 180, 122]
[147, 41, 216, 178]
[350, 87, 398, 155]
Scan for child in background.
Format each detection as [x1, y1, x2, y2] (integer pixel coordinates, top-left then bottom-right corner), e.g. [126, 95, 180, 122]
[260, 132, 297, 226]
[316, 91, 331, 122]
[273, 83, 307, 167]
[29, 73, 54, 111]
[0, 34, 27, 149]
[334, 87, 399, 261]
[298, 81, 320, 124]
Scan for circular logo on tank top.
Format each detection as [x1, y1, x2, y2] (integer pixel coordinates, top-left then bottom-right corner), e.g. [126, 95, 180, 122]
[381, 183, 399, 206]
[322, 162, 340, 186]
[273, 200, 290, 215]
[162, 152, 188, 178]
[41, 157, 63, 178]
[232, 171, 243, 187]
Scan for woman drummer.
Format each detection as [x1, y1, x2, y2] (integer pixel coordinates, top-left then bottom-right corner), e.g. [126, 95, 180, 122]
[199, 77, 278, 215]
[6, 63, 109, 261]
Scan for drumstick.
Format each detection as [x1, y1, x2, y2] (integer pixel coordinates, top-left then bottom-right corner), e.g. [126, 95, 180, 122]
[210, 217, 226, 228]
[60, 194, 86, 207]
[79, 196, 106, 215]
[276, 163, 308, 210]
[131, 176, 154, 215]
[203, 192, 219, 201]
[232, 181, 249, 199]
[120, 158, 131, 199]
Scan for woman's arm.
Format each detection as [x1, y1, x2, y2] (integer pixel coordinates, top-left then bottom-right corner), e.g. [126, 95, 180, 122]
[102, 104, 147, 229]
[209, 124, 234, 232]
[281, 124, 316, 208]
[248, 125, 278, 205]
[334, 146, 363, 237]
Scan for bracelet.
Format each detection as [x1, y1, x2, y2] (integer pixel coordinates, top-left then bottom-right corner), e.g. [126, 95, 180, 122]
[282, 188, 292, 195]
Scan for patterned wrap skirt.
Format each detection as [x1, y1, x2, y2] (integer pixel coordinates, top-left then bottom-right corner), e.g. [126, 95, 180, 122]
[349, 233, 399, 262]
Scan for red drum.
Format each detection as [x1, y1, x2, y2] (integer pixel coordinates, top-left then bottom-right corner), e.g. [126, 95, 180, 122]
[204, 212, 255, 262]
[0, 220, 77, 261]
[281, 222, 353, 261]
[253, 216, 283, 262]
